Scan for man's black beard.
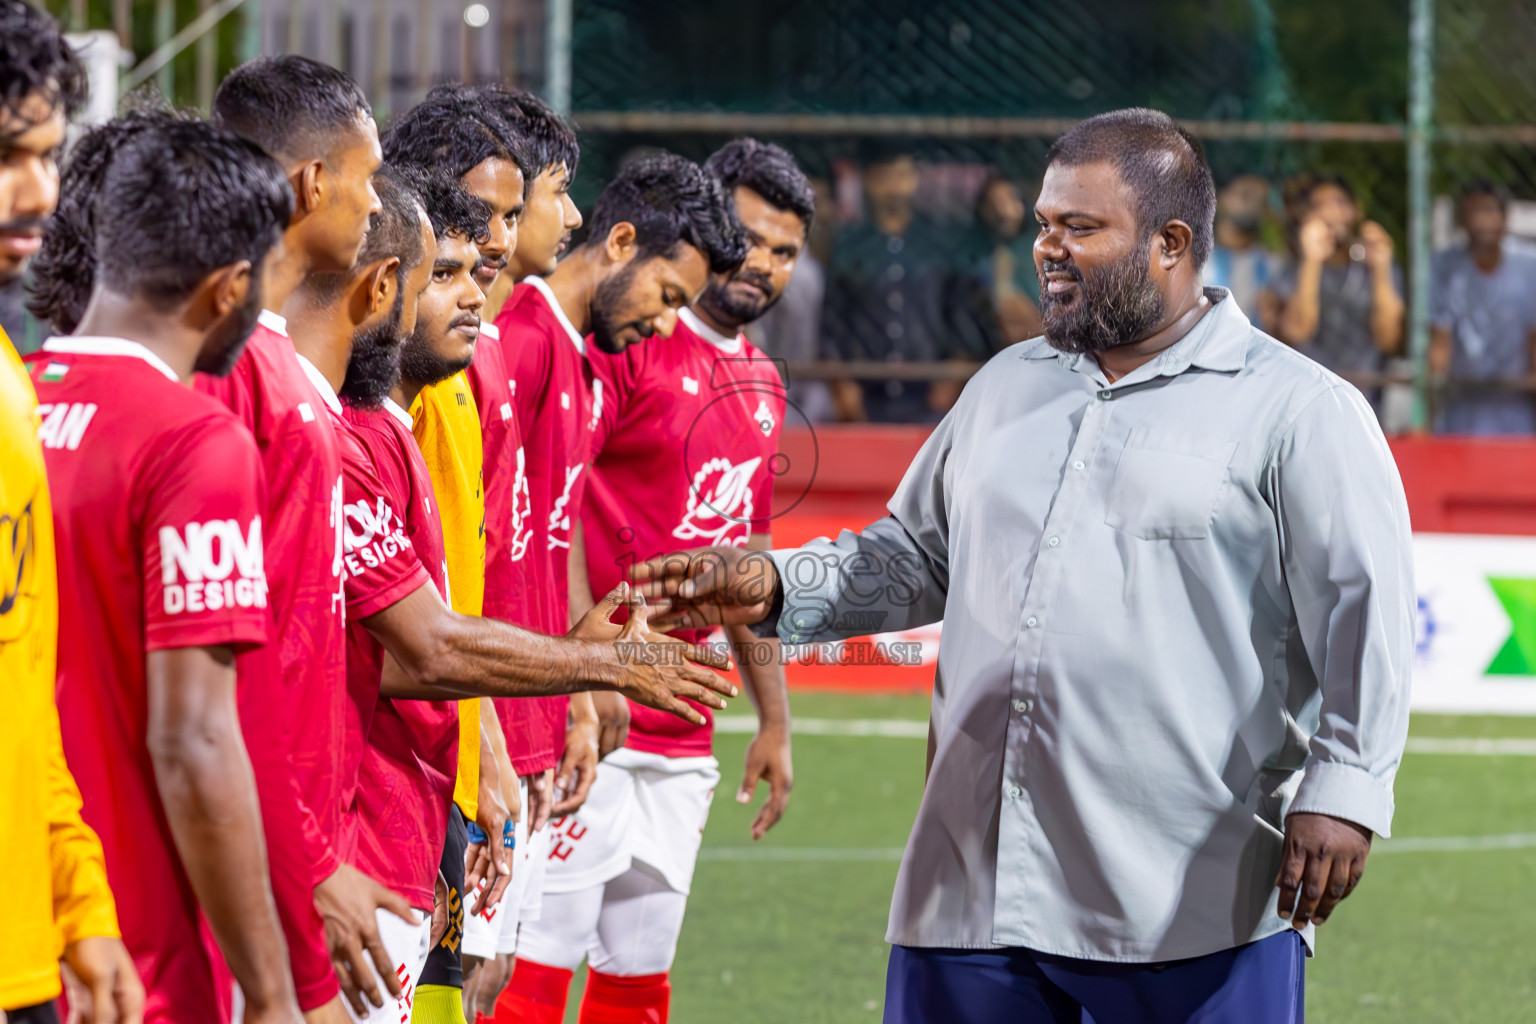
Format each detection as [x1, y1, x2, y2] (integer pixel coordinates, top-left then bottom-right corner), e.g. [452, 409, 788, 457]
[697, 267, 777, 329]
[590, 260, 642, 355]
[1039, 240, 1165, 355]
[194, 293, 263, 377]
[340, 293, 405, 407]
[398, 315, 475, 389]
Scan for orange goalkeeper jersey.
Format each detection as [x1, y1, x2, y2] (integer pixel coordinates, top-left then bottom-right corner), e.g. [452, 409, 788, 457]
[0, 328, 120, 1009]
[410, 371, 486, 820]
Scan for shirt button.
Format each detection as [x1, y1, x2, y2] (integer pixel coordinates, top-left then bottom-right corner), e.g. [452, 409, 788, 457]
[1007, 785, 1023, 799]
[1013, 698, 1033, 714]
[1047, 536, 1060, 548]
[1026, 616, 1038, 628]
[1098, 389, 1113, 400]
[1073, 460, 1086, 471]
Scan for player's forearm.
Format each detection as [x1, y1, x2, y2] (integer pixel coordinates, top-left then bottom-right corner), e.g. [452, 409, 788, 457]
[727, 622, 790, 732]
[1277, 262, 1323, 344]
[1369, 269, 1405, 352]
[568, 522, 596, 626]
[150, 714, 295, 1010]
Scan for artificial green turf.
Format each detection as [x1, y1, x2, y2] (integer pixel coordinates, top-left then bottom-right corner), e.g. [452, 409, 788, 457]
[556, 700, 1536, 1022]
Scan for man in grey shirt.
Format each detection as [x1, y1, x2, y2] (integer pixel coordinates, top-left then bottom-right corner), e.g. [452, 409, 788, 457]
[636, 109, 1413, 1023]
[1430, 181, 1536, 435]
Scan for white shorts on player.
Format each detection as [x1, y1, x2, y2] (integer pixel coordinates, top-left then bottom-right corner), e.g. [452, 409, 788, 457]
[342, 906, 432, 1024]
[462, 774, 554, 959]
[515, 747, 720, 975]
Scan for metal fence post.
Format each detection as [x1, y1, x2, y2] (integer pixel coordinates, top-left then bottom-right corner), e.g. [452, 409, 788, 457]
[547, 0, 572, 115]
[1408, 0, 1436, 431]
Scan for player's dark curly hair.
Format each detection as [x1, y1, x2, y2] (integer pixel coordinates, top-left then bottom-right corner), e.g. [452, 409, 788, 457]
[586, 153, 747, 274]
[470, 85, 580, 181]
[0, 0, 87, 142]
[391, 163, 493, 246]
[705, 138, 816, 230]
[1047, 107, 1216, 269]
[27, 108, 187, 333]
[384, 86, 535, 184]
[212, 55, 371, 163]
[96, 119, 293, 304]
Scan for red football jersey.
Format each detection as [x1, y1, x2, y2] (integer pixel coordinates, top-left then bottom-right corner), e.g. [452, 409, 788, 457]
[464, 321, 546, 777]
[584, 309, 785, 756]
[193, 312, 342, 1007]
[342, 400, 458, 909]
[34, 336, 269, 1023]
[488, 278, 597, 775]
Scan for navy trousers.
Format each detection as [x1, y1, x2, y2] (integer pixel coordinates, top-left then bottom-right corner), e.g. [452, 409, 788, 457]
[885, 930, 1305, 1024]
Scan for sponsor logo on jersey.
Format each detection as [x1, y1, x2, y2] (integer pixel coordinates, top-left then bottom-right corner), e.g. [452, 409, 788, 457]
[547, 463, 584, 550]
[342, 494, 413, 577]
[160, 516, 268, 614]
[0, 496, 36, 637]
[35, 402, 98, 450]
[510, 446, 534, 561]
[673, 456, 762, 547]
[752, 398, 776, 437]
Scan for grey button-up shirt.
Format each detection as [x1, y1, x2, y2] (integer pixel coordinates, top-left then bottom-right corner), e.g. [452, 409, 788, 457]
[768, 289, 1413, 962]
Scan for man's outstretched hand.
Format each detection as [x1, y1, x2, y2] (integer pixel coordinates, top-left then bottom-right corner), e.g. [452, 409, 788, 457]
[1276, 812, 1372, 929]
[630, 547, 779, 632]
[571, 582, 739, 726]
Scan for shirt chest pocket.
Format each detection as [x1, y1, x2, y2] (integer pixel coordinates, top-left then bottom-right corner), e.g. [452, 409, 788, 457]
[1104, 428, 1239, 540]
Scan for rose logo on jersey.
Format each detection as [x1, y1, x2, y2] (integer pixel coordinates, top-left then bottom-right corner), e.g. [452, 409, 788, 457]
[509, 446, 534, 562]
[752, 399, 775, 437]
[673, 456, 762, 547]
[548, 463, 584, 551]
[160, 517, 268, 615]
[342, 495, 413, 576]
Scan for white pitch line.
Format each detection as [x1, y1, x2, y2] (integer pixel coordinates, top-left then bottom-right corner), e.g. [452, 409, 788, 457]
[718, 717, 1536, 754]
[701, 834, 1536, 863]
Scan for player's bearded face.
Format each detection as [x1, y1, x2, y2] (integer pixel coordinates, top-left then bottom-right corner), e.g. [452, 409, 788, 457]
[1038, 237, 1165, 355]
[340, 288, 405, 406]
[590, 259, 648, 354]
[701, 264, 777, 325]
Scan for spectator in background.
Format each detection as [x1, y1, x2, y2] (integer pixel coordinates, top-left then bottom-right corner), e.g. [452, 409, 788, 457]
[1202, 173, 1279, 331]
[1430, 181, 1536, 435]
[748, 176, 836, 422]
[960, 173, 1041, 349]
[1274, 175, 1405, 408]
[822, 144, 987, 423]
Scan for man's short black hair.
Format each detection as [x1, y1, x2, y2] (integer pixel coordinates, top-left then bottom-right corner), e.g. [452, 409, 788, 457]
[586, 153, 747, 275]
[212, 55, 371, 163]
[96, 119, 293, 304]
[705, 138, 815, 230]
[1047, 107, 1217, 269]
[0, 0, 86, 140]
[383, 86, 534, 184]
[311, 164, 426, 303]
[1461, 178, 1510, 212]
[470, 85, 580, 180]
[27, 108, 185, 333]
[1305, 173, 1356, 204]
[392, 164, 492, 246]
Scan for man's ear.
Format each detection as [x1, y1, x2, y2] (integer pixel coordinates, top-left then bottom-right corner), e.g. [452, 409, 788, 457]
[604, 221, 638, 264]
[206, 260, 253, 319]
[1157, 220, 1195, 268]
[291, 159, 326, 218]
[346, 257, 398, 324]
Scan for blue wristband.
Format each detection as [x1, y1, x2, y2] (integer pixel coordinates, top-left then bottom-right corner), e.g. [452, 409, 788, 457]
[466, 822, 488, 844]
[503, 820, 516, 850]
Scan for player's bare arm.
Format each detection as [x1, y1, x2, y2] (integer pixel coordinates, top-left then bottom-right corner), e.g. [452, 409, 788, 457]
[730, 533, 794, 840]
[555, 525, 604, 814]
[466, 718, 512, 916]
[146, 646, 302, 1024]
[366, 578, 737, 722]
[569, 521, 630, 759]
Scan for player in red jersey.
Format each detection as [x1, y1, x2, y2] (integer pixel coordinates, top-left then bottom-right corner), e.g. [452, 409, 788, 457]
[458, 89, 586, 1017]
[32, 119, 301, 1024]
[280, 166, 738, 1023]
[505, 140, 811, 1024]
[201, 57, 402, 1024]
[488, 154, 746, 1024]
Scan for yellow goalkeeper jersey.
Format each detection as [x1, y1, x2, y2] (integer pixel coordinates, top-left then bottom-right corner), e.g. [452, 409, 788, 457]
[0, 327, 120, 1009]
[410, 370, 486, 821]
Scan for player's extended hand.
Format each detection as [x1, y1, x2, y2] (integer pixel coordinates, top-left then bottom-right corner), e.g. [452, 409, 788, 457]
[1360, 219, 1394, 272]
[591, 690, 631, 759]
[526, 768, 555, 833]
[739, 725, 794, 840]
[314, 862, 415, 1015]
[61, 935, 146, 1024]
[553, 712, 600, 817]
[574, 582, 739, 727]
[467, 775, 512, 916]
[1276, 812, 1372, 929]
[1297, 217, 1336, 265]
[631, 547, 778, 632]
